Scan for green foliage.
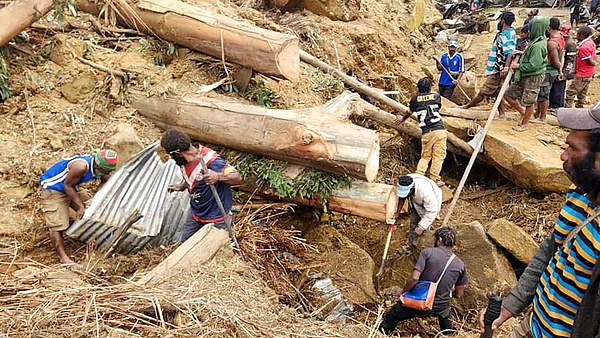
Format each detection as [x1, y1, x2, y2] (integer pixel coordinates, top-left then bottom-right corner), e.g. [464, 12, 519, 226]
[232, 153, 352, 210]
[140, 40, 178, 66]
[52, 0, 77, 23]
[0, 48, 12, 101]
[244, 79, 275, 107]
[306, 67, 343, 93]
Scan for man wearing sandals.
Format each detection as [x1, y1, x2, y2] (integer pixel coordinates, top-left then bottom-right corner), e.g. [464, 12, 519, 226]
[379, 228, 468, 336]
[477, 102, 600, 337]
[39, 149, 118, 268]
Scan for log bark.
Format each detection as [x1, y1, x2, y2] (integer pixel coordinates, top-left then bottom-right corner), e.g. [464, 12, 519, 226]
[237, 181, 398, 222]
[77, 0, 299, 81]
[130, 90, 380, 182]
[442, 106, 561, 127]
[354, 102, 476, 158]
[138, 224, 229, 285]
[0, 0, 54, 47]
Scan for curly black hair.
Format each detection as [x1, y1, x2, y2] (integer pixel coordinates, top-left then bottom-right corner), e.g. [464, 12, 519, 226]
[417, 77, 432, 94]
[434, 227, 457, 247]
[160, 128, 191, 153]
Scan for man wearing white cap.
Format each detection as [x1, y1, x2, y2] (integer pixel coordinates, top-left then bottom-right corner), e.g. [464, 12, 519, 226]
[435, 40, 465, 99]
[476, 102, 600, 337]
[393, 174, 443, 252]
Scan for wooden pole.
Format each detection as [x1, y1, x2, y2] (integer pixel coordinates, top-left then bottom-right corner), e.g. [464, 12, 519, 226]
[299, 50, 411, 113]
[441, 65, 516, 227]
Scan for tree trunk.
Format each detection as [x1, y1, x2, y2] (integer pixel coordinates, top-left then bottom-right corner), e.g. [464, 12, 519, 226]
[0, 0, 54, 47]
[77, 0, 299, 81]
[354, 102, 476, 158]
[441, 107, 561, 127]
[130, 90, 380, 182]
[138, 224, 230, 285]
[237, 180, 398, 222]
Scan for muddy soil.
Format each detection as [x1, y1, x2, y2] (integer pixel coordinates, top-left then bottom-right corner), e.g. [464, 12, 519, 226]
[0, 1, 589, 337]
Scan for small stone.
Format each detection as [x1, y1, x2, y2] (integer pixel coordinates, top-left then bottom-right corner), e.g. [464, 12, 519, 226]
[49, 138, 63, 151]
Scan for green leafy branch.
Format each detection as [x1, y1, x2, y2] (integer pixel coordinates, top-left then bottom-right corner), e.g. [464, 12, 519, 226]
[244, 79, 275, 107]
[0, 48, 12, 101]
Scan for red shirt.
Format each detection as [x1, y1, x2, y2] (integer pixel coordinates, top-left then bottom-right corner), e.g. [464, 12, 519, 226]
[575, 37, 596, 77]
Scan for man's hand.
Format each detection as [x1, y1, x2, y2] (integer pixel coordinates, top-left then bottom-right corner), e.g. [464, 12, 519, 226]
[203, 169, 221, 185]
[510, 62, 520, 69]
[167, 182, 187, 192]
[391, 286, 403, 297]
[76, 207, 85, 220]
[414, 226, 424, 236]
[477, 305, 513, 332]
[558, 72, 566, 81]
[394, 115, 406, 126]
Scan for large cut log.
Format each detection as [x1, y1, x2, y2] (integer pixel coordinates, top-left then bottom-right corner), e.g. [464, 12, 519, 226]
[237, 181, 398, 223]
[441, 106, 561, 127]
[138, 224, 229, 285]
[443, 116, 571, 193]
[131, 90, 380, 181]
[77, 0, 299, 81]
[0, 0, 54, 46]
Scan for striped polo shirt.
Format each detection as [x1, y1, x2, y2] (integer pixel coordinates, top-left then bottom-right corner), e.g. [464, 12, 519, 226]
[530, 186, 600, 337]
[485, 27, 516, 76]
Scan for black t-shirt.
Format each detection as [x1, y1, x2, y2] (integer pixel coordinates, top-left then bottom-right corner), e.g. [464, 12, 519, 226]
[409, 92, 446, 134]
[414, 246, 468, 310]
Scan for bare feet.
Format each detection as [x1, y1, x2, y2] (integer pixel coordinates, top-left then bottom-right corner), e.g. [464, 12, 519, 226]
[513, 124, 527, 132]
[496, 114, 507, 120]
[60, 259, 82, 270]
[530, 118, 546, 124]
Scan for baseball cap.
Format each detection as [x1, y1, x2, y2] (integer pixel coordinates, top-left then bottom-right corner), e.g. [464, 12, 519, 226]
[556, 101, 600, 130]
[397, 175, 414, 198]
[448, 40, 458, 47]
[559, 24, 571, 36]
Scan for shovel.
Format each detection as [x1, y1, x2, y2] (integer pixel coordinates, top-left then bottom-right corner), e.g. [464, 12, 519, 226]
[375, 219, 396, 294]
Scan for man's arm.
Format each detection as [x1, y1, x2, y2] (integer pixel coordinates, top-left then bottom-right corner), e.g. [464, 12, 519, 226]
[402, 269, 422, 293]
[453, 285, 466, 298]
[582, 44, 597, 65]
[548, 40, 563, 70]
[417, 190, 441, 231]
[63, 160, 88, 219]
[502, 234, 556, 315]
[393, 197, 407, 221]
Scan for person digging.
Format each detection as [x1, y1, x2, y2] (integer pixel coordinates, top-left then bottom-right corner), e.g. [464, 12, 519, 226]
[392, 174, 443, 254]
[39, 149, 118, 268]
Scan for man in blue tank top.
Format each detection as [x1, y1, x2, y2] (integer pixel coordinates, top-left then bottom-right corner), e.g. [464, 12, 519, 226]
[39, 149, 118, 268]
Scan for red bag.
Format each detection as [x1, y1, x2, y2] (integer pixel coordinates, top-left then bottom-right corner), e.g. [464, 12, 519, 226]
[400, 253, 455, 311]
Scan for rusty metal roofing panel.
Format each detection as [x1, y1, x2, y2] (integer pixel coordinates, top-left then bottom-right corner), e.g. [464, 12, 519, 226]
[66, 142, 190, 255]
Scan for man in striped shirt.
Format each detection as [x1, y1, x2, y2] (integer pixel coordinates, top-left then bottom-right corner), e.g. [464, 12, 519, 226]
[477, 102, 600, 337]
[457, 11, 516, 119]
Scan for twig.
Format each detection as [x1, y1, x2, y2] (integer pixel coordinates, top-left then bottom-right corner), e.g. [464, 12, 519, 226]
[67, 43, 128, 79]
[23, 89, 37, 157]
[332, 40, 341, 71]
[219, 28, 230, 77]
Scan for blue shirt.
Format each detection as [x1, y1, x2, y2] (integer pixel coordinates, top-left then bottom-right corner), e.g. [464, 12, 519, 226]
[486, 27, 517, 75]
[181, 146, 236, 223]
[530, 186, 600, 337]
[40, 154, 98, 193]
[439, 52, 465, 86]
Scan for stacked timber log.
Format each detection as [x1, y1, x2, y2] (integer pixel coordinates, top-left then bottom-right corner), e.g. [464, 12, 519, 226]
[0, 0, 55, 46]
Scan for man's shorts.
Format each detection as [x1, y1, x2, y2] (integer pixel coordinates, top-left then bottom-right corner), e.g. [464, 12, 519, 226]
[39, 189, 92, 232]
[480, 73, 503, 97]
[505, 73, 545, 107]
[537, 73, 558, 102]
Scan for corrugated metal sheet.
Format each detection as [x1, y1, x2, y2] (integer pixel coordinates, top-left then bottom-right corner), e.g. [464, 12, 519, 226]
[66, 142, 190, 255]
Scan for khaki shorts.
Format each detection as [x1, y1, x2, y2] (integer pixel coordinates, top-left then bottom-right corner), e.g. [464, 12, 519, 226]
[39, 189, 92, 232]
[480, 73, 503, 97]
[505, 73, 545, 107]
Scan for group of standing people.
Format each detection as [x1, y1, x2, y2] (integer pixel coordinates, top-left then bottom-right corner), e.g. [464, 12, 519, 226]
[456, 11, 596, 131]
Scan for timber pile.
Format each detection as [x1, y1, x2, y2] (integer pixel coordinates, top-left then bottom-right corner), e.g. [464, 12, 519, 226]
[0, 0, 54, 46]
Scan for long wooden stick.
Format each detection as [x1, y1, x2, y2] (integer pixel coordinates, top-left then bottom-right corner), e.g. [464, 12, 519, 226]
[441, 63, 517, 227]
[299, 50, 411, 113]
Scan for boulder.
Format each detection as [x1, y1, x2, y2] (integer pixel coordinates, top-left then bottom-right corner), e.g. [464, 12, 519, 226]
[450, 71, 478, 105]
[453, 221, 517, 310]
[104, 124, 144, 168]
[486, 218, 539, 265]
[304, 225, 378, 306]
[300, 0, 360, 22]
[441, 116, 571, 193]
[61, 72, 96, 104]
